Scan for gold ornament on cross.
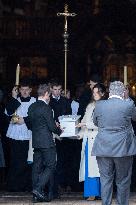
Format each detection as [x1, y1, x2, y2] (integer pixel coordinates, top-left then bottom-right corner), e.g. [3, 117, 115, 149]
[57, 4, 76, 96]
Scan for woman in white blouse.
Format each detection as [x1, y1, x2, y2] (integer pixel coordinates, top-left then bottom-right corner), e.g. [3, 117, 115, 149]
[78, 83, 107, 201]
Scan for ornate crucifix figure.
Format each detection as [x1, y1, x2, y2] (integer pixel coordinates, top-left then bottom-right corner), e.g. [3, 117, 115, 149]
[57, 4, 76, 96]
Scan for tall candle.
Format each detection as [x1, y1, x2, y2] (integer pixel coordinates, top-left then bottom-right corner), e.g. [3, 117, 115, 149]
[15, 64, 20, 86]
[124, 66, 127, 86]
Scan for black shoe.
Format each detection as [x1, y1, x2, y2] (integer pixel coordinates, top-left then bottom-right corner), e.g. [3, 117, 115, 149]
[32, 190, 50, 203]
[32, 195, 50, 203]
[33, 194, 50, 203]
[33, 190, 45, 198]
[33, 195, 42, 203]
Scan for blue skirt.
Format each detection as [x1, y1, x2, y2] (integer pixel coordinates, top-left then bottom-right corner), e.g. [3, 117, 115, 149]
[84, 140, 101, 197]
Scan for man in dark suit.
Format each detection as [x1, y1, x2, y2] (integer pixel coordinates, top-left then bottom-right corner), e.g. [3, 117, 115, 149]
[49, 82, 71, 122]
[92, 81, 136, 205]
[49, 81, 72, 194]
[28, 84, 62, 202]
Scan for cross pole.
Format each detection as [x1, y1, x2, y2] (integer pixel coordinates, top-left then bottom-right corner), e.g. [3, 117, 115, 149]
[57, 4, 76, 96]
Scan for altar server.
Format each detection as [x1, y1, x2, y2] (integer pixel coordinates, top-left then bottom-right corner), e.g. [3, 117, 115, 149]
[5, 80, 36, 192]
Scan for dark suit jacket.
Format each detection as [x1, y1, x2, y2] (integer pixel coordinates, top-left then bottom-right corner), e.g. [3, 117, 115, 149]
[49, 96, 72, 122]
[28, 100, 62, 149]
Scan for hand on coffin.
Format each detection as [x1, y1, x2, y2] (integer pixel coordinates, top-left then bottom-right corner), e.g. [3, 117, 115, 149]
[77, 135, 83, 140]
[76, 122, 86, 128]
[54, 134, 62, 141]
[60, 126, 65, 133]
[55, 122, 60, 127]
[55, 122, 64, 133]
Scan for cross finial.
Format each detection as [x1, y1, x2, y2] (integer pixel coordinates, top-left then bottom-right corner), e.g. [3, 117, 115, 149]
[57, 4, 76, 32]
[64, 4, 68, 13]
[57, 4, 76, 96]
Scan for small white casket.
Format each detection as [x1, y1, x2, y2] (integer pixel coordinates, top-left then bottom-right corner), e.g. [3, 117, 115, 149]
[58, 115, 81, 137]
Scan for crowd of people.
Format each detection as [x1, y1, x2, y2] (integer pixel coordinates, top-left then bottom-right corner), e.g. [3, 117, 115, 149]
[0, 74, 136, 205]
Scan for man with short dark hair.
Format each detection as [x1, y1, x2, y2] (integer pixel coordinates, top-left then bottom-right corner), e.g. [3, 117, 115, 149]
[50, 81, 72, 122]
[49, 81, 72, 196]
[28, 84, 62, 202]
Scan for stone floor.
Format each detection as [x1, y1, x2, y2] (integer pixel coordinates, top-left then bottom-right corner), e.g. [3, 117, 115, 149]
[0, 192, 136, 205]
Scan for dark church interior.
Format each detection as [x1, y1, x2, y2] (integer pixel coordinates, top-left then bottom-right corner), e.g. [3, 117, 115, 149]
[1, 0, 136, 89]
[1, 0, 136, 194]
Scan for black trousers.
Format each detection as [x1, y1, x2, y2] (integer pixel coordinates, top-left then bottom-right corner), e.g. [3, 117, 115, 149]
[7, 139, 30, 191]
[55, 139, 81, 189]
[32, 146, 56, 193]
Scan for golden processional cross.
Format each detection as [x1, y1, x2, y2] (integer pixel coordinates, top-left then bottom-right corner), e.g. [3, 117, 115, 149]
[57, 4, 76, 96]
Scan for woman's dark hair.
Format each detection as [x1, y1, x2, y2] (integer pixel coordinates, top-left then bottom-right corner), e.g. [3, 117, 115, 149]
[93, 83, 107, 100]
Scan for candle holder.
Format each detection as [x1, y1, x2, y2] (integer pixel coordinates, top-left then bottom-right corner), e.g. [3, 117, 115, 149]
[11, 111, 19, 124]
[11, 85, 19, 124]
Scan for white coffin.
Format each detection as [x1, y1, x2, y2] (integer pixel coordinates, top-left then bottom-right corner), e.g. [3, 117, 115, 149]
[58, 115, 81, 137]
